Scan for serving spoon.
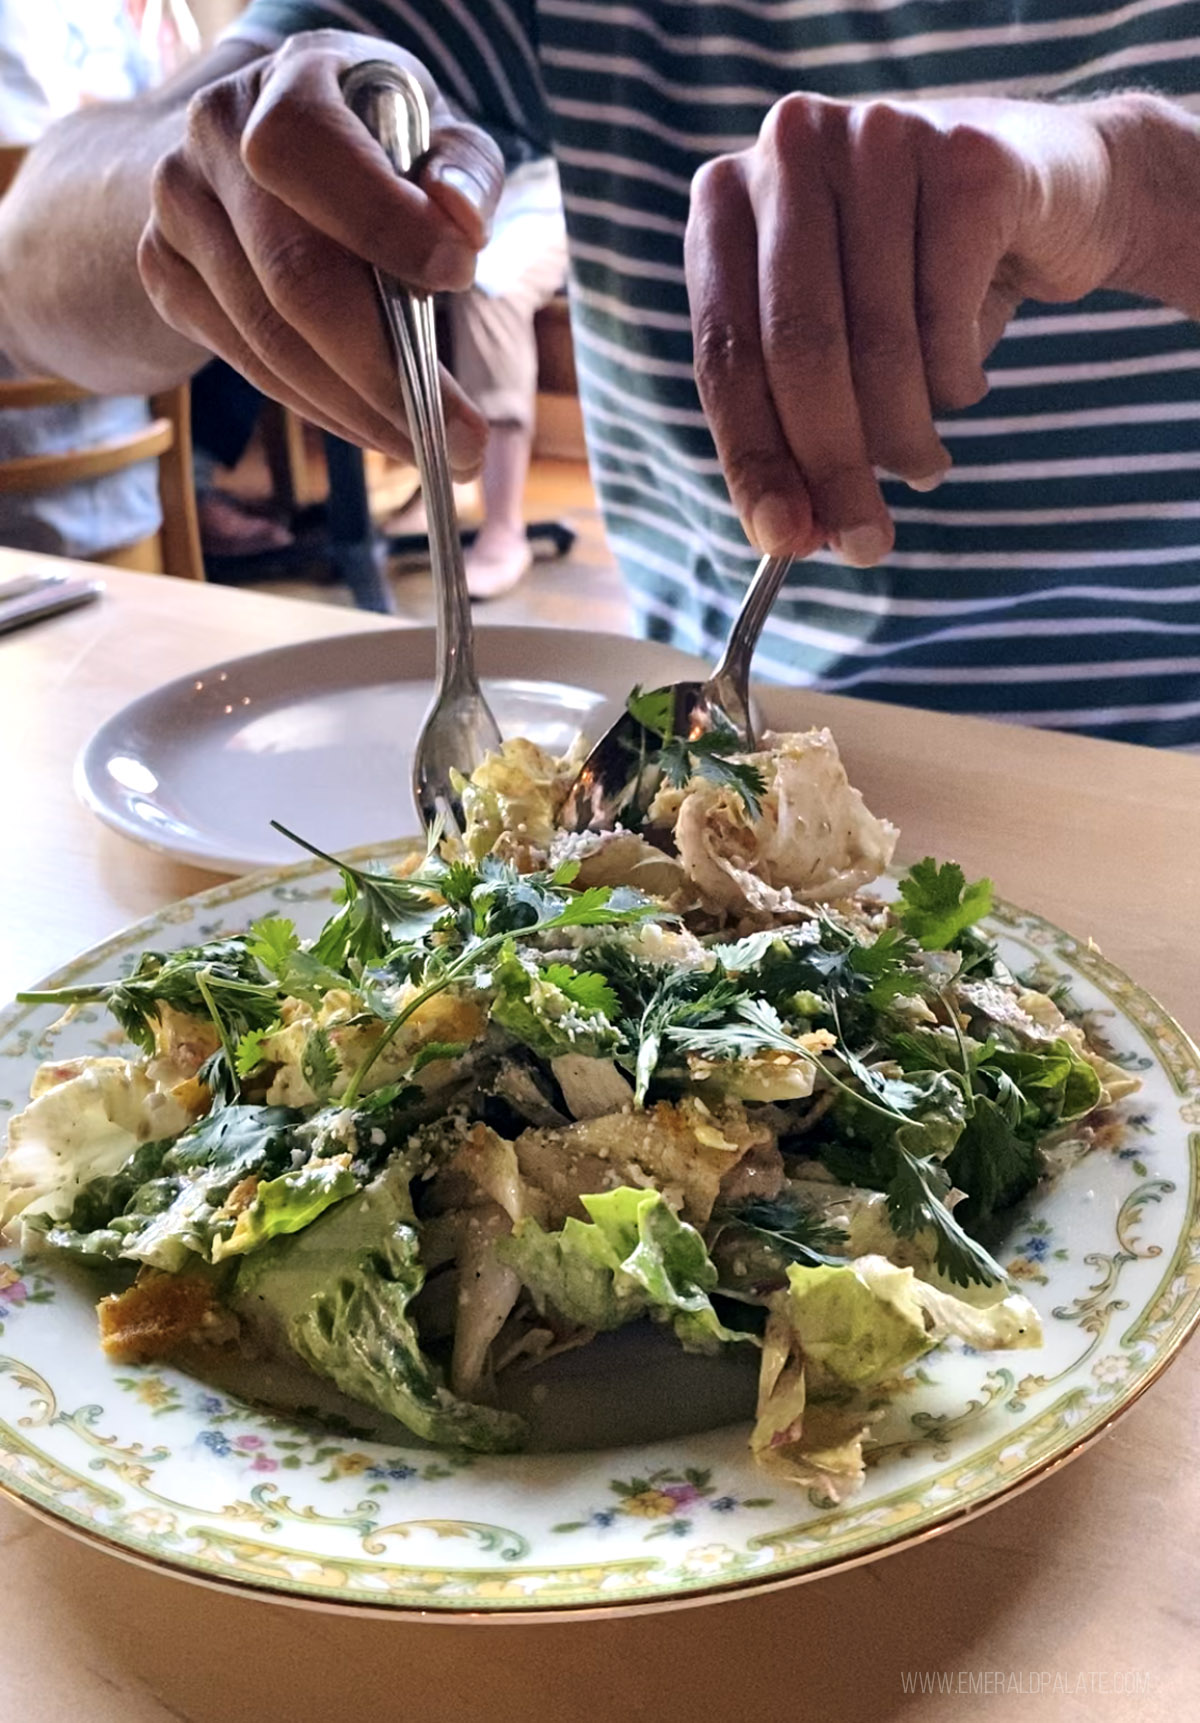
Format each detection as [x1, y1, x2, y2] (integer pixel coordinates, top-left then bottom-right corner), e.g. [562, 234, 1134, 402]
[558, 551, 793, 832]
[342, 62, 502, 833]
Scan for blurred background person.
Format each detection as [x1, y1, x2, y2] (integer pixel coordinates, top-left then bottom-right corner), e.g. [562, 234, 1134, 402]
[0, 0, 162, 560]
[450, 135, 567, 601]
[0, 0, 288, 563]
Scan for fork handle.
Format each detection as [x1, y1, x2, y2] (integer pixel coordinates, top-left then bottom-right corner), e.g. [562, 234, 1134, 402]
[704, 552, 793, 740]
[342, 62, 481, 702]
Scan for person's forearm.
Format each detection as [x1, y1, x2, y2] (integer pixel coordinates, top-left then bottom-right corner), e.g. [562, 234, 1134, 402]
[0, 45, 260, 391]
[1091, 93, 1200, 322]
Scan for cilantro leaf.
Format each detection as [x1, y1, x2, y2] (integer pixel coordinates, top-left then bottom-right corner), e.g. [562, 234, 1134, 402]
[886, 1129, 1006, 1288]
[246, 916, 348, 1006]
[540, 884, 660, 930]
[944, 1097, 1042, 1231]
[626, 683, 675, 739]
[543, 964, 620, 1020]
[244, 915, 298, 977]
[896, 858, 994, 951]
[234, 1026, 274, 1080]
[713, 1195, 850, 1270]
[842, 927, 928, 1008]
[659, 730, 766, 819]
[407, 1040, 471, 1075]
[301, 1027, 339, 1100]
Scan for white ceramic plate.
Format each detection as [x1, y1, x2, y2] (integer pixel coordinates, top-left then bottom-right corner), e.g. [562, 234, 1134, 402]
[2, 853, 1198, 1618]
[75, 627, 708, 875]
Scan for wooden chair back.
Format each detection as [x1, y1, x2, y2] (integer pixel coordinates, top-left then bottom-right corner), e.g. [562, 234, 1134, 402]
[0, 147, 25, 198]
[0, 148, 203, 579]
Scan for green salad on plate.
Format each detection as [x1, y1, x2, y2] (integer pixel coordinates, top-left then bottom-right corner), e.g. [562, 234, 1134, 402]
[0, 711, 1137, 1502]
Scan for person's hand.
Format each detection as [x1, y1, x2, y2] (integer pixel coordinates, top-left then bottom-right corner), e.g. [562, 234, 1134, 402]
[685, 93, 1145, 566]
[137, 32, 505, 472]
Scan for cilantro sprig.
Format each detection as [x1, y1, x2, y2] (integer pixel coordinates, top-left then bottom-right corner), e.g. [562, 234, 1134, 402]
[712, 1195, 850, 1270]
[337, 873, 660, 1107]
[271, 822, 447, 967]
[626, 685, 765, 819]
[896, 858, 994, 951]
[669, 997, 1004, 1288]
[17, 939, 279, 1058]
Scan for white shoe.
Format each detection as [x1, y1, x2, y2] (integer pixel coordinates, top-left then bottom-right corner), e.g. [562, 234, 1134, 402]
[464, 534, 534, 601]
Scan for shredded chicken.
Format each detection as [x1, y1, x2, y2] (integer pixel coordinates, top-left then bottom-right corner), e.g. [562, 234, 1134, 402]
[658, 728, 897, 921]
[512, 1096, 773, 1227]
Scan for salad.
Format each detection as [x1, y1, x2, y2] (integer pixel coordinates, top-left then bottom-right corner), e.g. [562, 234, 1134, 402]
[0, 711, 1137, 1501]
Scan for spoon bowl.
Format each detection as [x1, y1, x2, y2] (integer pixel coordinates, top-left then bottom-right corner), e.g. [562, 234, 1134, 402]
[559, 552, 793, 832]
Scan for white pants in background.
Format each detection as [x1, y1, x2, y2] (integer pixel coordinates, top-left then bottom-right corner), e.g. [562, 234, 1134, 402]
[448, 156, 569, 433]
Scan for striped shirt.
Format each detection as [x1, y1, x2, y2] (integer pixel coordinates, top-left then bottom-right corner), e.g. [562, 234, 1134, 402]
[231, 0, 1200, 748]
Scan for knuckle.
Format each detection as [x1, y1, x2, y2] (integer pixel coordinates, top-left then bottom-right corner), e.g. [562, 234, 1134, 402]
[721, 447, 791, 500]
[692, 314, 755, 390]
[149, 148, 191, 211]
[147, 151, 201, 245]
[762, 306, 843, 374]
[930, 122, 1014, 204]
[852, 99, 907, 152]
[689, 152, 743, 213]
[240, 91, 291, 180]
[257, 228, 341, 313]
[137, 230, 200, 339]
[851, 321, 919, 378]
[185, 75, 244, 161]
[759, 92, 815, 159]
[803, 459, 876, 511]
[135, 225, 168, 296]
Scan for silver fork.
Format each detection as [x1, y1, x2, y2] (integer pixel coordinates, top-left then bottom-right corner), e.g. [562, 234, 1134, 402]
[558, 551, 793, 832]
[343, 62, 502, 833]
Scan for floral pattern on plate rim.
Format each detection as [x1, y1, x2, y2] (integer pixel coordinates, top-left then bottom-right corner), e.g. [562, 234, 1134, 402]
[0, 851, 1196, 1614]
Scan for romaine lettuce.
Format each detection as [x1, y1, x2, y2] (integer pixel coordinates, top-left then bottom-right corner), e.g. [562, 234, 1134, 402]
[751, 1255, 1041, 1494]
[497, 1186, 751, 1353]
[235, 1162, 525, 1452]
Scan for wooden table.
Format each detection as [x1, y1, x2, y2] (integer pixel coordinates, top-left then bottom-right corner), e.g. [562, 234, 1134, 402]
[2, 548, 1198, 1723]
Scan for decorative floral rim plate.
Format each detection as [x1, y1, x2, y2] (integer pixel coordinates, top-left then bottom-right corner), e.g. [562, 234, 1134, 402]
[1, 851, 1198, 1620]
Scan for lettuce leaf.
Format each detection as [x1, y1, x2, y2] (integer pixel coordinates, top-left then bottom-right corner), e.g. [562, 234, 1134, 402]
[778, 1256, 1040, 1391]
[235, 1163, 525, 1452]
[43, 1105, 303, 1271]
[751, 1256, 1041, 1492]
[211, 1162, 358, 1262]
[496, 1186, 751, 1353]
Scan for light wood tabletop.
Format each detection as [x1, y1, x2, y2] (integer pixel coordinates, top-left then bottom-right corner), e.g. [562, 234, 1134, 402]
[1, 547, 1198, 1723]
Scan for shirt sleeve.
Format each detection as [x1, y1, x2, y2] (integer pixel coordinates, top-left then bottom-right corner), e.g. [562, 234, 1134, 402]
[224, 0, 549, 153]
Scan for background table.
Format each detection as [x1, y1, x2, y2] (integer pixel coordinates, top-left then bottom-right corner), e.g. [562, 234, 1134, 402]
[2, 549, 1198, 1723]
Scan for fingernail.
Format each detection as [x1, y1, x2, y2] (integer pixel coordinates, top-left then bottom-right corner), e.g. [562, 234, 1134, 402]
[447, 418, 485, 469]
[908, 468, 949, 493]
[750, 493, 803, 554]
[427, 236, 475, 290]
[431, 162, 488, 214]
[832, 524, 890, 568]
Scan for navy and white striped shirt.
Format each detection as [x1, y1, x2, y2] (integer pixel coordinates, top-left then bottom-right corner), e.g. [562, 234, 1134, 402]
[232, 0, 1200, 748]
